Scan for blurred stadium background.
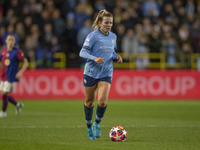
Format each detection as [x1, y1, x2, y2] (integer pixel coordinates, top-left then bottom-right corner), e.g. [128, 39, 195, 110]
[0, 0, 200, 69]
[0, 0, 199, 100]
[0, 1, 200, 150]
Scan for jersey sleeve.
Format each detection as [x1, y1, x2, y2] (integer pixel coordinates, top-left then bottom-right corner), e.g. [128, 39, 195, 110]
[112, 51, 117, 60]
[79, 33, 97, 61]
[17, 49, 25, 61]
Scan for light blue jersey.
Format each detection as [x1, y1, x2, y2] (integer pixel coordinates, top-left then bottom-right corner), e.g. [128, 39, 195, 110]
[79, 28, 118, 78]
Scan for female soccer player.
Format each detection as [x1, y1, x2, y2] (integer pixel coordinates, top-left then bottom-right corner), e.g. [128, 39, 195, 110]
[79, 9, 123, 140]
[0, 34, 28, 118]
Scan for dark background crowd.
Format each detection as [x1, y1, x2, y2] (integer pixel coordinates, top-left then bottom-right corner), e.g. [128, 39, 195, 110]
[0, 0, 200, 69]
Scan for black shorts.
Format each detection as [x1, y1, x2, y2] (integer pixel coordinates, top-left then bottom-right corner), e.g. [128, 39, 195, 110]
[83, 75, 112, 87]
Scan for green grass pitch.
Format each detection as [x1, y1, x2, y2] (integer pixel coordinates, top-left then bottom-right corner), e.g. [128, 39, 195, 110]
[0, 100, 200, 150]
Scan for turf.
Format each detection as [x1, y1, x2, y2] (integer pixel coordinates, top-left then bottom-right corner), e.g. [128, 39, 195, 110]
[0, 100, 200, 150]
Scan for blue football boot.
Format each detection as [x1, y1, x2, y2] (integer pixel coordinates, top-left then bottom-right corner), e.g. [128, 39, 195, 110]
[93, 122, 101, 138]
[87, 127, 96, 140]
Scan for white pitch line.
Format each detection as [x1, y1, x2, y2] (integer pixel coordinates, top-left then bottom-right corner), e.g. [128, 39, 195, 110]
[0, 125, 85, 129]
[0, 125, 199, 129]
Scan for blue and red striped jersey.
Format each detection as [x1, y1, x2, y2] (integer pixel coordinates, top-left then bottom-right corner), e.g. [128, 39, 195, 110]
[0, 47, 25, 82]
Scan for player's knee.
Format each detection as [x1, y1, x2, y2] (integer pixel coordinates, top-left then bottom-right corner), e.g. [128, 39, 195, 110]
[98, 100, 107, 107]
[85, 100, 94, 107]
[85, 98, 94, 107]
[85, 96, 95, 107]
[2, 91, 9, 95]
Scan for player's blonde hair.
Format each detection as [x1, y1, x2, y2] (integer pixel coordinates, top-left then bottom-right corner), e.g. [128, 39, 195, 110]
[92, 9, 113, 30]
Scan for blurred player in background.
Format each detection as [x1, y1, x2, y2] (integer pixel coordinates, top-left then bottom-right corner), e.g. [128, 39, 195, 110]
[0, 34, 28, 118]
[79, 9, 122, 140]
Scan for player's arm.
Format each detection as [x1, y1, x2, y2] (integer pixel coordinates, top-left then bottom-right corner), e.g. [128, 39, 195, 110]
[80, 49, 104, 64]
[112, 35, 122, 63]
[116, 54, 123, 63]
[79, 34, 104, 64]
[16, 58, 29, 79]
[113, 51, 122, 63]
[79, 48, 97, 61]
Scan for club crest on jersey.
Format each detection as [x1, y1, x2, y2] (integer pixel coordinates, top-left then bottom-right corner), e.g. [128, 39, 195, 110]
[84, 79, 87, 84]
[84, 42, 89, 46]
[4, 59, 10, 66]
[112, 40, 114, 44]
[6, 53, 9, 57]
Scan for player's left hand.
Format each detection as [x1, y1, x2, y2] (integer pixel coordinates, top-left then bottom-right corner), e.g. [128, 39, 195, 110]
[16, 71, 23, 79]
[117, 54, 123, 63]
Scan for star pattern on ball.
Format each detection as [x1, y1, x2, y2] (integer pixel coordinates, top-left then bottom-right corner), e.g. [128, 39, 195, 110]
[123, 130, 127, 135]
[113, 127, 119, 132]
[113, 134, 122, 141]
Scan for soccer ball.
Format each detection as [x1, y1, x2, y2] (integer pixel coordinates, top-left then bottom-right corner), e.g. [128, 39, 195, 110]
[109, 126, 127, 142]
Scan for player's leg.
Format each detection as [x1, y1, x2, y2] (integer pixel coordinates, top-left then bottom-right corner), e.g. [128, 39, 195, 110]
[84, 85, 97, 127]
[93, 81, 111, 138]
[0, 93, 9, 118]
[8, 95, 24, 114]
[0, 81, 24, 117]
[8, 94, 25, 114]
[8, 95, 17, 105]
[84, 84, 97, 140]
[7, 82, 24, 114]
[83, 75, 98, 140]
[7, 83, 17, 106]
[0, 81, 9, 118]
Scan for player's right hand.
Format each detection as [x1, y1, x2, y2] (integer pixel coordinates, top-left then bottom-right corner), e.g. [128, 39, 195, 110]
[95, 58, 104, 64]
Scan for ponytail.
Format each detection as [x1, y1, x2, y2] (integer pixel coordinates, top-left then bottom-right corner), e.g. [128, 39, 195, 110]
[92, 9, 113, 30]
